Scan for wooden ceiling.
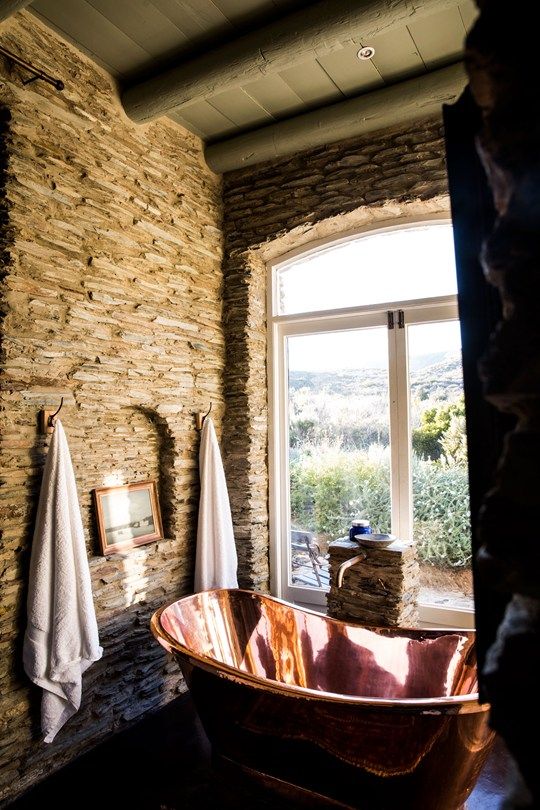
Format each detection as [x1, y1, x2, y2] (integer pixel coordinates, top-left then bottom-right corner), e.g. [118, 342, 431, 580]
[30, 0, 476, 142]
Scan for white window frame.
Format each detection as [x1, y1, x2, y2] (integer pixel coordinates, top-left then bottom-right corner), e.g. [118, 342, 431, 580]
[267, 218, 475, 629]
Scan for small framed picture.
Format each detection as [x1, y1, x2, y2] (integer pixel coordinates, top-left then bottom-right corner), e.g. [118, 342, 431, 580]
[93, 480, 163, 555]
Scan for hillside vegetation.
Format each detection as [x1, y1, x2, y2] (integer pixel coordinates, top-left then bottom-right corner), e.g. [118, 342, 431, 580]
[288, 352, 471, 568]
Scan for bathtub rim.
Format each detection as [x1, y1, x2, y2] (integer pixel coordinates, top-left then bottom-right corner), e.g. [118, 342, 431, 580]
[151, 588, 488, 715]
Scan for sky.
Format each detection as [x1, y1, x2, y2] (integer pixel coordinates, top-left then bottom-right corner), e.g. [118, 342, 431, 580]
[279, 224, 458, 316]
[283, 225, 462, 372]
[287, 321, 462, 372]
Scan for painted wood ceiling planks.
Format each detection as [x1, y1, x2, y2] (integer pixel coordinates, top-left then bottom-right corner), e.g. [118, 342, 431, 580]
[29, 0, 478, 140]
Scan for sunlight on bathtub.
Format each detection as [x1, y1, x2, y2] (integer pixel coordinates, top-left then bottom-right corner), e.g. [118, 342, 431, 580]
[349, 629, 410, 688]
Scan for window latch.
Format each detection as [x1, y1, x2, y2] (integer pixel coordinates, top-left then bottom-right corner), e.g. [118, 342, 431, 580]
[387, 311, 394, 330]
[398, 310, 405, 329]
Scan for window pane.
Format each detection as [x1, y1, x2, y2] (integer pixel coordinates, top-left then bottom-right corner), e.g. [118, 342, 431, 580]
[408, 320, 473, 611]
[278, 224, 457, 315]
[287, 328, 391, 590]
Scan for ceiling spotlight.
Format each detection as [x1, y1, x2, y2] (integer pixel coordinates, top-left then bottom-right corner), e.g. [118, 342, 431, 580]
[357, 46, 375, 61]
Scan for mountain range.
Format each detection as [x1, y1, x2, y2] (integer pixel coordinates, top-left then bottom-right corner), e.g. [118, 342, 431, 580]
[289, 352, 463, 400]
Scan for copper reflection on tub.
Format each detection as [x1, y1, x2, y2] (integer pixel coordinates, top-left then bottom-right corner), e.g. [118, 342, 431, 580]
[151, 589, 494, 809]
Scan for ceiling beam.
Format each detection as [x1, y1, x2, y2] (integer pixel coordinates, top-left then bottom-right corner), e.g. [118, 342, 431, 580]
[205, 62, 466, 173]
[0, 0, 33, 23]
[122, 0, 462, 124]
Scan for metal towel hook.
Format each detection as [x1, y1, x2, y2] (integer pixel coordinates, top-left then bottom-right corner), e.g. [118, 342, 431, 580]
[40, 397, 64, 434]
[195, 403, 212, 430]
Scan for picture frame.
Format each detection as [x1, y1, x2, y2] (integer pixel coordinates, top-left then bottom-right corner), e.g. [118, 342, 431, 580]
[93, 480, 163, 555]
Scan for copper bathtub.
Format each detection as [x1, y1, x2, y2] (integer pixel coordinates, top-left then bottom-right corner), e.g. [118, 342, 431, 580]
[151, 589, 494, 809]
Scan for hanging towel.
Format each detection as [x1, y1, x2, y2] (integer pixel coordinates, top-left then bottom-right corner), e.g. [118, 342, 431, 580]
[23, 419, 102, 743]
[194, 416, 238, 591]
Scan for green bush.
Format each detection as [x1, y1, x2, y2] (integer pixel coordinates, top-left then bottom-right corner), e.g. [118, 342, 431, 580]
[440, 414, 468, 466]
[412, 457, 471, 566]
[289, 416, 389, 452]
[290, 444, 391, 537]
[412, 396, 466, 461]
[290, 444, 471, 567]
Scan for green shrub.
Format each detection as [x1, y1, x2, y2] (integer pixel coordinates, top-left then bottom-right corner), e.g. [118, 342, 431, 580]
[412, 396, 466, 461]
[290, 444, 391, 536]
[290, 444, 471, 568]
[440, 415, 468, 466]
[412, 457, 471, 566]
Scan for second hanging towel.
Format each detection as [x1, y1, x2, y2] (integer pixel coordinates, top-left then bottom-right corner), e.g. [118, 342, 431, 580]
[194, 416, 238, 591]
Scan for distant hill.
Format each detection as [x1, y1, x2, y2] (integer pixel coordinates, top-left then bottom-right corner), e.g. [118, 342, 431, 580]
[411, 354, 463, 399]
[409, 351, 446, 371]
[289, 368, 387, 397]
[290, 352, 463, 401]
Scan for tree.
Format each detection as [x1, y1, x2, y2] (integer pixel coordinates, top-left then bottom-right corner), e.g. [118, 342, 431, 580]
[440, 413, 467, 466]
[412, 396, 466, 461]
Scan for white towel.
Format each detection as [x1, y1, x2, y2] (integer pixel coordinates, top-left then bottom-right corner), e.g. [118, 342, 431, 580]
[194, 416, 238, 591]
[23, 419, 102, 743]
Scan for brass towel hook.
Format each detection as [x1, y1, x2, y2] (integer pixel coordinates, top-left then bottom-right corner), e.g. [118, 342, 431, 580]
[40, 397, 64, 434]
[195, 403, 212, 430]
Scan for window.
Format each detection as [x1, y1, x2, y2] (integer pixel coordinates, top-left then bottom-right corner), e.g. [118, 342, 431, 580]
[268, 220, 474, 627]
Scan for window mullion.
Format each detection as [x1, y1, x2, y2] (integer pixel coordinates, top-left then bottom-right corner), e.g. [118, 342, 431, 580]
[387, 320, 401, 538]
[395, 315, 412, 541]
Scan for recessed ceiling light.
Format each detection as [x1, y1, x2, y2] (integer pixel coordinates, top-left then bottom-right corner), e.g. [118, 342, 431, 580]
[357, 46, 375, 61]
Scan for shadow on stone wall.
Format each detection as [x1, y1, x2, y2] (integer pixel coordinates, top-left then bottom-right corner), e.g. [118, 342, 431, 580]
[135, 406, 177, 543]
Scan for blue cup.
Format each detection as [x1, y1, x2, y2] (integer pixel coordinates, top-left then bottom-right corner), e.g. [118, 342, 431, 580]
[349, 520, 371, 541]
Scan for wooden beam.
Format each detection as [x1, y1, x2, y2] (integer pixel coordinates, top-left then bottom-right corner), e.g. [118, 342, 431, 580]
[0, 0, 33, 23]
[205, 62, 466, 173]
[122, 0, 462, 123]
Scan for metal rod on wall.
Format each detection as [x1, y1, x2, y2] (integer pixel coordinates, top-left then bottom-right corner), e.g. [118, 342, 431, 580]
[0, 44, 64, 90]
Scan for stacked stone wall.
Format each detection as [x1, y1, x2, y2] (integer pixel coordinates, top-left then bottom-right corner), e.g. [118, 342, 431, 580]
[0, 12, 222, 802]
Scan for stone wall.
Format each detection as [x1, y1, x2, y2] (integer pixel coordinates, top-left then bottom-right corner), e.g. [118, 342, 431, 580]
[222, 119, 449, 591]
[0, 12, 222, 804]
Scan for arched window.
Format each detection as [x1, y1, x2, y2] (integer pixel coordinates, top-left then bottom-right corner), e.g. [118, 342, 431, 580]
[268, 218, 473, 628]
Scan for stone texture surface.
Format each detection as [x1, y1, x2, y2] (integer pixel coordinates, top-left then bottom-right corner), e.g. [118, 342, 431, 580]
[0, 12, 223, 805]
[222, 119, 449, 592]
[327, 538, 419, 626]
[465, 2, 540, 805]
